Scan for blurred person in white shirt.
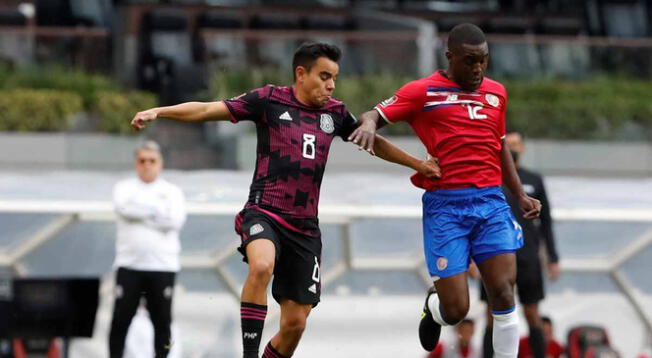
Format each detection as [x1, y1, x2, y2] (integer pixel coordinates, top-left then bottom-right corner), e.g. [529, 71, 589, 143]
[109, 141, 186, 358]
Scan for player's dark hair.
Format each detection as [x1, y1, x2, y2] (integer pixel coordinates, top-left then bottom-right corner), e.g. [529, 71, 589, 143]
[541, 316, 552, 325]
[460, 318, 474, 326]
[447, 23, 486, 50]
[292, 42, 341, 80]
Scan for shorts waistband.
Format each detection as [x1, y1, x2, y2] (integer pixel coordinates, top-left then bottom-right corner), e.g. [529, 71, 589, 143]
[425, 186, 502, 198]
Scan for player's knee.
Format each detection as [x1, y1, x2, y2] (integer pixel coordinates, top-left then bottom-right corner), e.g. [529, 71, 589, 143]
[490, 285, 515, 308]
[248, 260, 274, 283]
[442, 302, 469, 325]
[280, 315, 307, 337]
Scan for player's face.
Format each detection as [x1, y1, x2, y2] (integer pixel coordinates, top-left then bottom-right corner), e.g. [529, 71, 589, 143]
[457, 322, 474, 344]
[135, 149, 162, 183]
[505, 132, 524, 154]
[295, 56, 339, 107]
[543, 321, 553, 342]
[447, 42, 489, 91]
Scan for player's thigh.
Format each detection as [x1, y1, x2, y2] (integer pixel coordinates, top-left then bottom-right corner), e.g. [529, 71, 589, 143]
[237, 210, 281, 269]
[471, 206, 523, 261]
[422, 205, 474, 279]
[279, 299, 312, 327]
[434, 272, 470, 312]
[476, 252, 516, 303]
[272, 232, 322, 307]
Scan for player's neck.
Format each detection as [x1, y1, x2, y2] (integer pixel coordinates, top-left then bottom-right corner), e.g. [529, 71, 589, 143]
[291, 84, 314, 107]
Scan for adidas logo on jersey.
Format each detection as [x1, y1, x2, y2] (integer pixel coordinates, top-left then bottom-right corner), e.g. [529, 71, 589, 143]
[279, 111, 292, 121]
[308, 283, 317, 294]
[250, 223, 264, 235]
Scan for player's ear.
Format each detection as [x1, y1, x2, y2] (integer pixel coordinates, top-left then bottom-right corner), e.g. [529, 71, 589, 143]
[295, 66, 307, 83]
[445, 50, 453, 62]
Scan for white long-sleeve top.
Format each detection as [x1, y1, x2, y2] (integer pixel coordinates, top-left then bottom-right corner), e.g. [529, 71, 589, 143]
[113, 177, 186, 272]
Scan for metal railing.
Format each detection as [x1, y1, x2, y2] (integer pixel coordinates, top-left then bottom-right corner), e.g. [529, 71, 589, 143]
[0, 199, 651, 337]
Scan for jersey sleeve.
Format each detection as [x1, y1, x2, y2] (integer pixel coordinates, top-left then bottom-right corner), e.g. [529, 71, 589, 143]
[223, 85, 272, 123]
[337, 107, 358, 141]
[374, 80, 425, 124]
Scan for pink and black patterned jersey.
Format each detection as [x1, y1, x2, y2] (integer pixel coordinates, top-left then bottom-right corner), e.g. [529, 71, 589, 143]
[224, 85, 357, 227]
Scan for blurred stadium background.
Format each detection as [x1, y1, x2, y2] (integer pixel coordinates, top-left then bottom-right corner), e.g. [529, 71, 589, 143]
[0, 0, 651, 357]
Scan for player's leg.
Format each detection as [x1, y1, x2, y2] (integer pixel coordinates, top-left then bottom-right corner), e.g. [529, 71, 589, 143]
[477, 253, 518, 358]
[518, 258, 546, 358]
[143, 271, 176, 358]
[472, 188, 523, 358]
[109, 268, 143, 358]
[419, 190, 474, 351]
[263, 299, 312, 357]
[263, 227, 321, 357]
[236, 211, 280, 358]
[240, 239, 276, 358]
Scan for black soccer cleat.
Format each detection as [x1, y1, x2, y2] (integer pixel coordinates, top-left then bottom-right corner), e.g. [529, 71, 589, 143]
[419, 285, 442, 351]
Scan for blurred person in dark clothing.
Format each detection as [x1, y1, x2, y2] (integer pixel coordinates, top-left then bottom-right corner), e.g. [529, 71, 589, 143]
[481, 132, 560, 358]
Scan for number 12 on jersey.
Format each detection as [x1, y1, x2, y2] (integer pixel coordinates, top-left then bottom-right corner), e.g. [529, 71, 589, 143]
[302, 133, 316, 159]
[466, 105, 486, 120]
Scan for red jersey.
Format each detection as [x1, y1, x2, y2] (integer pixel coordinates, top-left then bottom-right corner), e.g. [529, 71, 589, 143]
[375, 70, 507, 190]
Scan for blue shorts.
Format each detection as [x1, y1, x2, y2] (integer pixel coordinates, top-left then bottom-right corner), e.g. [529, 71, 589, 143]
[422, 186, 523, 279]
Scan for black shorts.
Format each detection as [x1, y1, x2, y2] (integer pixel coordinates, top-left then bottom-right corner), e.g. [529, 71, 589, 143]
[235, 208, 322, 307]
[480, 257, 544, 306]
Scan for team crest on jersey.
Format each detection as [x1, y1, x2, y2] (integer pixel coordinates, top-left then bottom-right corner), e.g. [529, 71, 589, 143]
[320, 113, 335, 134]
[485, 93, 500, 107]
[437, 257, 448, 271]
[380, 95, 397, 107]
[250, 223, 264, 235]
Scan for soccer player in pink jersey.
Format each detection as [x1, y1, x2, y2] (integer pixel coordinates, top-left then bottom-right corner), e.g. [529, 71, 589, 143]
[131, 43, 439, 358]
[348, 24, 541, 358]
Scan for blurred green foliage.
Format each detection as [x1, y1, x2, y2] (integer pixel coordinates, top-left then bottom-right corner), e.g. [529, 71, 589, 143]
[0, 89, 82, 131]
[0, 64, 117, 108]
[209, 70, 652, 140]
[0, 65, 157, 133]
[96, 91, 158, 134]
[1, 64, 651, 139]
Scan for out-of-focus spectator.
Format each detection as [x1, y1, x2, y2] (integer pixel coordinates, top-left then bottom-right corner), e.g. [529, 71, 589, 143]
[428, 319, 480, 358]
[518, 316, 564, 358]
[109, 140, 186, 358]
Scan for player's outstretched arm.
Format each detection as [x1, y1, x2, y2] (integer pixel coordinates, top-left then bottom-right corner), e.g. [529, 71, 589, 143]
[500, 139, 541, 219]
[131, 101, 232, 130]
[372, 134, 440, 179]
[348, 110, 387, 155]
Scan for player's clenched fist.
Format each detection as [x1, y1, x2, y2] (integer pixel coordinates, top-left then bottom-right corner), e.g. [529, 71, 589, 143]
[519, 195, 541, 219]
[131, 109, 158, 130]
[418, 157, 441, 179]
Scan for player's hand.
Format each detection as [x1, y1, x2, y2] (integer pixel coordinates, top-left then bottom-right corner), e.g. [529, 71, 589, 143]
[348, 118, 377, 155]
[467, 261, 480, 279]
[519, 194, 541, 219]
[131, 109, 158, 130]
[417, 157, 441, 179]
[548, 262, 560, 281]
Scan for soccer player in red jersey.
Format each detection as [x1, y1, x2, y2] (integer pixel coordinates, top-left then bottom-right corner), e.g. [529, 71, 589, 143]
[131, 43, 439, 358]
[348, 24, 541, 358]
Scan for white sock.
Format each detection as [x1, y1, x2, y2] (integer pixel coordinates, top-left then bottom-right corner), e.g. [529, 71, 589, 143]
[426, 293, 449, 326]
[492, 309, 519, 358]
